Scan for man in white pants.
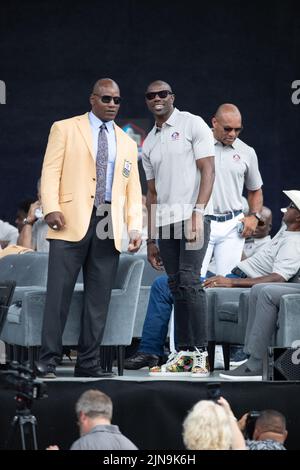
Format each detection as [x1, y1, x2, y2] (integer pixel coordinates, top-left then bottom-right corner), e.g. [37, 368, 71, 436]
[201, 103, 263, 278]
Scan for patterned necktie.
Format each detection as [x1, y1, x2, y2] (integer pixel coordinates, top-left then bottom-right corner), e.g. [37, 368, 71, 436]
[95, 123, 108, 207]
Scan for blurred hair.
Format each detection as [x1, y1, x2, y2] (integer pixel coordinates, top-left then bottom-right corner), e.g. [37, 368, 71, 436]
[76, 389, 113, 421]
[183, 400, 233, 450]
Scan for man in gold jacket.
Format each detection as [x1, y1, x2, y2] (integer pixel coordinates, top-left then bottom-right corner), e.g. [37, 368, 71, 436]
[36, 78, 142, 378]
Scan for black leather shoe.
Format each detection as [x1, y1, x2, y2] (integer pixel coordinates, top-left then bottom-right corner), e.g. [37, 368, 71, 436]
[74, 365, 114, 378]
[35, 361, 57, 379]
[124, 352, 160, 370]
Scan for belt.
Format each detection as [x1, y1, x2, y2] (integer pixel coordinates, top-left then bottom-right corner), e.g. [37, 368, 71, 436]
[231, 266, 248, 278]
[209, 210, 242, 222]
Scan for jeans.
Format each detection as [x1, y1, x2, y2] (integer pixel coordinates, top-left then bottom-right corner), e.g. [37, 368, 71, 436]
[139, 275, 172, 356]
[157, 217, 210, 348]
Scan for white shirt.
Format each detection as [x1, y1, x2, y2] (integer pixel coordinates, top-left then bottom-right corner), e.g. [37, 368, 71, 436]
[89, 111, 117, 202]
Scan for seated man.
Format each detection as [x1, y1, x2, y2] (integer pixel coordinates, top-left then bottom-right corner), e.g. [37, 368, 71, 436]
[14, 198, 35, 233]
[125, 192, 300, 372]
[205, 190, 300, 379]
[17, 179, 49, 252]
[219, 282, 300, 379]
[242, 205, 272, 259]
[0, 219, 18, 249]
[204, 190, 300, 289]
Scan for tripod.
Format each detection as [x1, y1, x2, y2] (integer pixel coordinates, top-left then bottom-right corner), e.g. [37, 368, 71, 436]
[5, 395, 38, 450]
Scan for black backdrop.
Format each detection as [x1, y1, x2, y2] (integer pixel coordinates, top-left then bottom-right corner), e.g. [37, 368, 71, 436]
[1, 0, 300, 232]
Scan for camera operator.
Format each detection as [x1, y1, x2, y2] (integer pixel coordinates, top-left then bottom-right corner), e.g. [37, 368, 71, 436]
[238, 409, 287, 450]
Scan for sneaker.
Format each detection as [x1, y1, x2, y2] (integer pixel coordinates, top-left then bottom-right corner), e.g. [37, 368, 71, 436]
[219, 362, 262, 381]
[230, 348, 249, 367]
[149, 351, 193, 376]
[230, 358, 248, 368]
[124, 352, 160, 370]
[149, 352, 177, 375]
[191, 349, 210, 377]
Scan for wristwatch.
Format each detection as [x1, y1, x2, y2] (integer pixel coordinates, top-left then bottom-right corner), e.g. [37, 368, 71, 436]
[248, 212, 262, 222]
[23, 218, 33, 226]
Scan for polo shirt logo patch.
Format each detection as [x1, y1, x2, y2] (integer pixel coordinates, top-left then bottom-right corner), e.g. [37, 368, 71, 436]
[233, 154, 241, 161]
[171, 131, 180, 141]
[122, 160, 131, 177]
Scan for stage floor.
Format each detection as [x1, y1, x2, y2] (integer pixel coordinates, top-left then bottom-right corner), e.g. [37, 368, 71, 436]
[1, 358, 299, 450]
[45, 358, 261, 382]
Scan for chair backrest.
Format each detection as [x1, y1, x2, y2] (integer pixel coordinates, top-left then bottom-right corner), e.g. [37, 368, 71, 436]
[62, 254, 145, 346]
[133, 254, 165, 286]
[0, 253, 49, 287]
[102, 256, 145, 345]
[0, 281, 16, 334]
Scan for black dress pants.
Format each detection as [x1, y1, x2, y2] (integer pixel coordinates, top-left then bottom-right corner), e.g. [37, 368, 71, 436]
[39, 207, 119, 368]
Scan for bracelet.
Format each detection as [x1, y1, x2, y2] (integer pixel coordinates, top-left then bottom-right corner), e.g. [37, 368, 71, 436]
[193, 208, 205, 215]
[146, 239, 156, 246]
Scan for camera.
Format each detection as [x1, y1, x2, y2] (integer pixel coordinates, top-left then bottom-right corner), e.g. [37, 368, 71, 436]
[244, 410, 260, 440]
[0, 361, 47, 404]
[207, 382, 221, 401]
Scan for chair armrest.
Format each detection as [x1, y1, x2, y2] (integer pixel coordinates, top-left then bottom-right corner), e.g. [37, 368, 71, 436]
[277, 294, 300, 347]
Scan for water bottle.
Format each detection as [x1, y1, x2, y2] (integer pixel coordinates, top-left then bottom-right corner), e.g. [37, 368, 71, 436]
[34, 207, 43, 219]
[237, 221, 244, 234]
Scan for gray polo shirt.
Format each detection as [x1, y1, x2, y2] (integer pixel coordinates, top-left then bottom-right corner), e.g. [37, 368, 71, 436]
[32, 218, 49, 252]
[70, 424, 138, 450]
[212, 138, 263, 214]
[243, 235, 271, 258]
[142, 108, 215, 226]
[238, 225, 300, 280]
[0, 220, 18, 246]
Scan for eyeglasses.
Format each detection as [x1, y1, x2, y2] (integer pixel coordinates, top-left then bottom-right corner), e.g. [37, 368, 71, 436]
[223, 126, 243, 133]
[145, 90, 173, 100]
[93, 94, 121, 105]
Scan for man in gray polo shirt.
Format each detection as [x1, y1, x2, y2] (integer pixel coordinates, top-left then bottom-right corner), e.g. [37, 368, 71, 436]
[204, 190, 300, 380]
[201, 104, 263, 278]
[47, 389, 138, 450]
[142, 80, 215, 377]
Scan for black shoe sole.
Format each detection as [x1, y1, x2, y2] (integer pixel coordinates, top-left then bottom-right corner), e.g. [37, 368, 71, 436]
[124, 360, 159, 370]
[74, 369, 114, 378]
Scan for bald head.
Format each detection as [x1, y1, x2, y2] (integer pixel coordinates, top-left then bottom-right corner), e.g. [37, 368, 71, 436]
[92, 78, 119, 94]
[212, 103, 243, 146]
[215, 103, 241, 120]
[90, 78, 121, 122]
[146, 80, 173, 93]
[253, 206, 272, 238]
[254, 410, 287, 442]
[261, 206, 272, 221]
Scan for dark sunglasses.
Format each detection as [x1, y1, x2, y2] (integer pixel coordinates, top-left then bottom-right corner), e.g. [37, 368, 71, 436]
[288, 202, 300, 211]
[223, 126, 243, 133]
[145, 90, 173, 100]
[93, 93, 121, 105]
